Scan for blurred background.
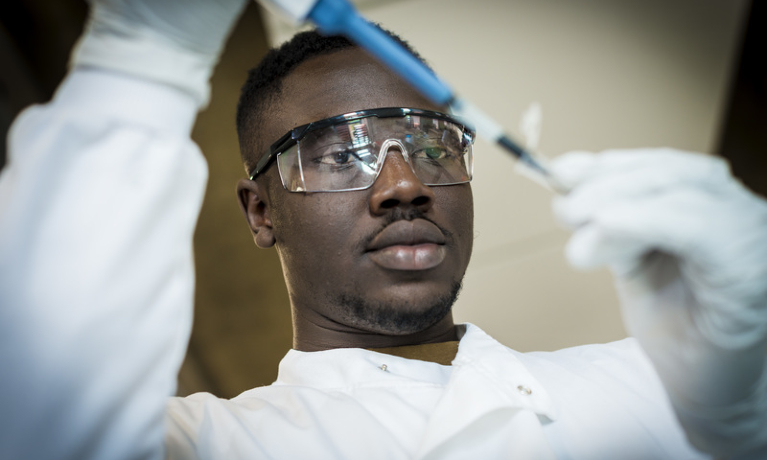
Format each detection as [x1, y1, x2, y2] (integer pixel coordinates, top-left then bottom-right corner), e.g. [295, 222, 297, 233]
[1, 0, 764, 398]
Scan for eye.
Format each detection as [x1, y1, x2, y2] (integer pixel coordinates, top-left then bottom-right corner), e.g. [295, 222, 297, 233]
[414, 147, 450, 160]
[317, 150, 356, 165]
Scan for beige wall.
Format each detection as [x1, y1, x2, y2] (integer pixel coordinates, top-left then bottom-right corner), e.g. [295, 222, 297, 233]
[261, 0, 749, 351]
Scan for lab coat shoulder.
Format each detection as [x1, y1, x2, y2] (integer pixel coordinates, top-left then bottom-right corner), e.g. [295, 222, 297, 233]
[516, 338, 711, 459]
[522, 337, 663, 396]
[165, 383, 406, 460]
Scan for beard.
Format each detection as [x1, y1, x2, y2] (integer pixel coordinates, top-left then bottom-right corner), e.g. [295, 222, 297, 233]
[334, 281, 463, 335]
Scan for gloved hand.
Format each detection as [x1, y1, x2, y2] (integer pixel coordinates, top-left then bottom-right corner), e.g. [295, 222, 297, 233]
[71, 0, 248, 107]
[551, 148, 767, 457]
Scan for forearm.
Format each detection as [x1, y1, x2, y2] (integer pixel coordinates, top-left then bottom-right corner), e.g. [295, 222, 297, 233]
[669, 355, 767, 459]
[0, 68, 205, 460]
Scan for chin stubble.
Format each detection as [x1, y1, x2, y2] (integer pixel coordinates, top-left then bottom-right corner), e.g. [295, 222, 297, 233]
[334, 281, 463, 335]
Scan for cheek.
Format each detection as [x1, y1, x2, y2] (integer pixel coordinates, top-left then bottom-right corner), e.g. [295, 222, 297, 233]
[271, 193, 366, 269]
[436, 185, 474, 243]
[458, 187, 474, 227]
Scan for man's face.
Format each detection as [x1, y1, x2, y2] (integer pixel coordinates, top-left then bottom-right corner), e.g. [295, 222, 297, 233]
[239, 48, 474, 347]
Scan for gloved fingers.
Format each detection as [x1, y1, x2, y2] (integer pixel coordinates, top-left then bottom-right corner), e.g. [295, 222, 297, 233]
[561, 188, 723, 271]
[568, 183, 767, 346]
[564, 222, 649, 273]
[547, 150, 598, 191]
[551, 148, 728, 187]
[552, 149, 731, 228]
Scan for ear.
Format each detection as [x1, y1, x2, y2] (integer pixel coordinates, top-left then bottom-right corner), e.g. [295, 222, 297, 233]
[236, 178, 276, 248]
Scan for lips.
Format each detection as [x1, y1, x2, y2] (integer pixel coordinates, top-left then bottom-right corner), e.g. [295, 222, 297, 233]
[366, 219, 447, 271]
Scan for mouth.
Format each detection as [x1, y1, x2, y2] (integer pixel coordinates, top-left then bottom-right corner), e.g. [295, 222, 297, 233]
[366, 219, 447, 271]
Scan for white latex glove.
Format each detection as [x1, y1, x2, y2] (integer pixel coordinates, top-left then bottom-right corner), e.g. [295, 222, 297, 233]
[71, 0, 247, 107]
[551, 148, 767, 458]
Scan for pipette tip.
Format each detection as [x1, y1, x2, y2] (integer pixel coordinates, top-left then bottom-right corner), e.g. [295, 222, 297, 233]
[497, 135, 548, 176]
[497, 135, 570, 193]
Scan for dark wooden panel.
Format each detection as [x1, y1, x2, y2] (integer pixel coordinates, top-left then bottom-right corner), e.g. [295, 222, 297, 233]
[718, 0, 767, 197]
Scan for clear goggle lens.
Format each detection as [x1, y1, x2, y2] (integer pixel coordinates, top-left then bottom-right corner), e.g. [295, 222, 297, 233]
[275, 113, 474, 192]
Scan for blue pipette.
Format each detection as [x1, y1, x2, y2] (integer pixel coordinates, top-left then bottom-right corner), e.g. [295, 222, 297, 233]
[261, 0, 565, 192]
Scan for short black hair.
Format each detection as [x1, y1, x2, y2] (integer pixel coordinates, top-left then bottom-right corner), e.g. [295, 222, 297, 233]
[236, 28, 428, 174]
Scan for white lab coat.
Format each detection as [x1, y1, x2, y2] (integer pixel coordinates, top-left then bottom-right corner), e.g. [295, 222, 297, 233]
[0, 68, 709, 460]
[167, 324, 708, 459]
[0, 69, 202, 460]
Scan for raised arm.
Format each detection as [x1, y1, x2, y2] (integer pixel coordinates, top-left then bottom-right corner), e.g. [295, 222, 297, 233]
[552, 148, 767, 459]
[0, 1, 245, 459]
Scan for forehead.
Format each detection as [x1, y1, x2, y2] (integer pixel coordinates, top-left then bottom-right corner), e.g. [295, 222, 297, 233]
[262, 48, 441, 148]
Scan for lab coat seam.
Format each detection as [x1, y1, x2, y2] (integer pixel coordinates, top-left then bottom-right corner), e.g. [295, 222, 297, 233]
[264, 381, 448, 394]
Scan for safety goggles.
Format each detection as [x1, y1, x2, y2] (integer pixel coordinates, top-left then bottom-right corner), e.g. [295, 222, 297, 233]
[249, 107, 475, 192]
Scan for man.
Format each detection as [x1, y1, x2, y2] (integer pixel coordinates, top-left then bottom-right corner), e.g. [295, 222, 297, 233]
[234, 32, 472, 352]
[1, 1, 766, 459]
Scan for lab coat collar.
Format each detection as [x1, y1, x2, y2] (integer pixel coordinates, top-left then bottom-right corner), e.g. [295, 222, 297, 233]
[454, 323, 558, 421]
[274, 323, 557, 419]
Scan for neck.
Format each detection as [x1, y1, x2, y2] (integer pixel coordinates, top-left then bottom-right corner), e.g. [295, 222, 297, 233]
[368, 340, 460, 366]
[291, 308, 459, 352]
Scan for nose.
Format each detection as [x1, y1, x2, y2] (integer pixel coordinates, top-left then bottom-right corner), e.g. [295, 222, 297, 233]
[369, 147, 435, 216]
